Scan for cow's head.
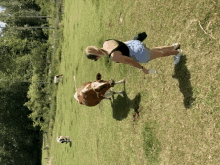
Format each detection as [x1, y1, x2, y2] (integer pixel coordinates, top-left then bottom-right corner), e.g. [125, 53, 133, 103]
[95, 73, 114, 86]
[92, 74, 115, 98]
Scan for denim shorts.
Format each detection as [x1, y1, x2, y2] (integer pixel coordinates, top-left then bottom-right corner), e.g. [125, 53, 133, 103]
[125, 40, 151, 63]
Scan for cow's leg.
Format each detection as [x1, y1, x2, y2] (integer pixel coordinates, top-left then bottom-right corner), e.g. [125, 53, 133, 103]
[103, 97, 111, 100]
[104, 89, 114, 98]
[115, 79, 126, 84]
[113, 91, 124, 95]
[109, 79, 125, 96]
[105, 90, 124, 98]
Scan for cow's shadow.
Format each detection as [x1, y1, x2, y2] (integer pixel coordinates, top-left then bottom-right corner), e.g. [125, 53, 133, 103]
[172, 55, 196, 109]
[110, 84, 141, 120]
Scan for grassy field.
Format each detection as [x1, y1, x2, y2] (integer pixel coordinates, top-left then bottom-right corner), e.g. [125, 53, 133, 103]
[42, 0, 220, 164]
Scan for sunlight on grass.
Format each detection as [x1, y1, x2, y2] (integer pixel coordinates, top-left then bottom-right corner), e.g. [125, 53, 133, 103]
[42, 0, 220, 164]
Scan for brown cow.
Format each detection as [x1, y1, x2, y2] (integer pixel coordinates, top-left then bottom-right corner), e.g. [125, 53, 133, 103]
[74, 73, 125, 106]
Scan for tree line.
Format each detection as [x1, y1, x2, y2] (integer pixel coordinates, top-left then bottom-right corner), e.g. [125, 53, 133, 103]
[0, 0, 53, 164]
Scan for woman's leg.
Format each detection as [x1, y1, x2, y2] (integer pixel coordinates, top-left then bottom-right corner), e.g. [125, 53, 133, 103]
[149, 49, 179, 61]
[152, 43, 180, 51]
[145, 46, 173, 51]
[152, 45, 174, 51]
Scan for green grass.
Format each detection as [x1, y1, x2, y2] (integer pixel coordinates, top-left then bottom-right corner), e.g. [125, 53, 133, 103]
[42, 0, 220, 164]
[142, 121, 161, 164]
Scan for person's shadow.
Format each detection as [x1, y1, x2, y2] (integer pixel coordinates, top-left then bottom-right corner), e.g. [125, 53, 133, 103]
[172, 55, 196, 109]
[109, 83, 141, 120]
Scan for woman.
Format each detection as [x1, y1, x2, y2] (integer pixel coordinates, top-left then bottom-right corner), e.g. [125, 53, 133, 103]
[85, 39, 182, 74]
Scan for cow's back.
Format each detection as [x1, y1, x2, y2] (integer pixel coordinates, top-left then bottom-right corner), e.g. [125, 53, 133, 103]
[76, 82, 91, 93]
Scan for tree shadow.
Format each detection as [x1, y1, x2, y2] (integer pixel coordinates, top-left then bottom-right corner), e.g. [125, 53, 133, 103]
[110, 84, 141, 120]
[172, 55, 196, 109]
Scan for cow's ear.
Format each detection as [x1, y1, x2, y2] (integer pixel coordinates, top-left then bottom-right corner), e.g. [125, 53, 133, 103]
[96, 73, 101, 81]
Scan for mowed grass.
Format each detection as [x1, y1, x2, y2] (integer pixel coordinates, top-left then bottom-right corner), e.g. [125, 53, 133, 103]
[42, 0, 220, 164]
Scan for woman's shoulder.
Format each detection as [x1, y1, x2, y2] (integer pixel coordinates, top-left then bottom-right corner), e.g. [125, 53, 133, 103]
[103, 39, 116, 44]
[103, 40, 118, 50]
[110, 50, 123, 60]
[102, 40, 110, 47]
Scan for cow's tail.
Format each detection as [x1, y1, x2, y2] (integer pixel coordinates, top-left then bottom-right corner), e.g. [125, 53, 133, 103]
[74, 76, 77, 91]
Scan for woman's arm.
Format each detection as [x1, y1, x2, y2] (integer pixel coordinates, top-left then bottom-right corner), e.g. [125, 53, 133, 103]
[111, 52, 149, 74]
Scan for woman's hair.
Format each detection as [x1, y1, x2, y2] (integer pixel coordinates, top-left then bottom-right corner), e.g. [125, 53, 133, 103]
[85, 46, 107, 61]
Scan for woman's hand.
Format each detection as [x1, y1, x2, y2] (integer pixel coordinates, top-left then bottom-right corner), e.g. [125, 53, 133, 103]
[142, 68, 156, 75]
[142, 68, 149, 75]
